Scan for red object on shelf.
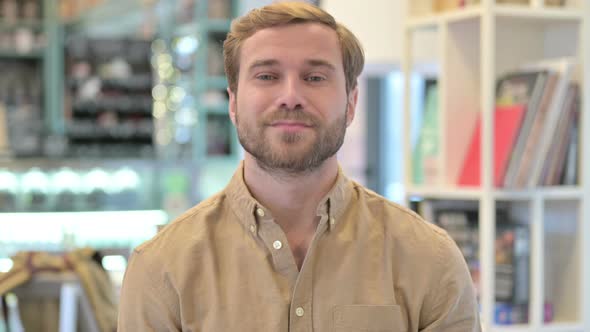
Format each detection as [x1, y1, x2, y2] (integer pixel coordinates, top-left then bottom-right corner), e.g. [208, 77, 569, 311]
[457, 105, 527, 187]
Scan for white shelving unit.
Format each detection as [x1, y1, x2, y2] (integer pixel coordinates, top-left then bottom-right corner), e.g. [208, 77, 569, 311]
[402, 0, 588, 331]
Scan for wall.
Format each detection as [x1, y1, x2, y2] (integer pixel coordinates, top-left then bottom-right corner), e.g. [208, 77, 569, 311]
[321, 0, 404, 64]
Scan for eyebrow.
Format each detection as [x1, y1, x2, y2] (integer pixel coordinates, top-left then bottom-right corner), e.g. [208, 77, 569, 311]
[305, 59, 337, 72]
[246, 59, 337, 73]
[248, 59, 280, 72]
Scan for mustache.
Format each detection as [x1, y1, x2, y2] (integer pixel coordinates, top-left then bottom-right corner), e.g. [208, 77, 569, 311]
[262, 109, 318, 126]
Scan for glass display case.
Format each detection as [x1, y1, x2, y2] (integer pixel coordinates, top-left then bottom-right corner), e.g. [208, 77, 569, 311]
[0, 158, 199, 259]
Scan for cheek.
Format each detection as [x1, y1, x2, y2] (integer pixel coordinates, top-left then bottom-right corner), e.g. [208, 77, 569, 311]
[320, 96, 349, 120]
[237, 90, 271, 115]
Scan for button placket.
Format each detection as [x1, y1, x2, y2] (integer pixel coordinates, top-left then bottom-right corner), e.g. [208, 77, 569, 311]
[289, 219, 330, 332]
[256, 213, 298, 279]
[289, 301, 312, 332]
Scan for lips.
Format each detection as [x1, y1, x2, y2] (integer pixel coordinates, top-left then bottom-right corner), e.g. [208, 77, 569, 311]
[270, 121, 313, 128]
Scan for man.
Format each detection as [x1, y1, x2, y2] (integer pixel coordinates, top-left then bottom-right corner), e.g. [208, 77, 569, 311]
[118, 2, 481, 331]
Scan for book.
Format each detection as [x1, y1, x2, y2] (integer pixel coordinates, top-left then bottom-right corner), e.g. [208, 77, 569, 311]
[511, 73, 559, 187]
[500, 70, 549, 187]
[553, 92, 579, 185]
[496, 70, 547, 107]
[457, 105, 527, 187]
[495, 303, 529, 325]
[522, 58, 576, 187]
[495, 221, 530, 307]
[412, 83, 439, 185]
[540, 84, 578, 186]
[562, 115, 579, 186]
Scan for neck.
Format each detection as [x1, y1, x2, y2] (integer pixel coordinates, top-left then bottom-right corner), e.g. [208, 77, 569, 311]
[243, 154, 339, 231]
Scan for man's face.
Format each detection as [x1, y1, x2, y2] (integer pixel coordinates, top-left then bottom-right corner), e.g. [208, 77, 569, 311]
[228, 22, 358, 174]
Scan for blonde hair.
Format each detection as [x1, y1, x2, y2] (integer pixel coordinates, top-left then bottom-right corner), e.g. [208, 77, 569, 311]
[223, 1, 364, 94]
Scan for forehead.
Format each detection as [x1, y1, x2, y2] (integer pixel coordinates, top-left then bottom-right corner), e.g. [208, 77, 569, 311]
[239, 22, 343, 70]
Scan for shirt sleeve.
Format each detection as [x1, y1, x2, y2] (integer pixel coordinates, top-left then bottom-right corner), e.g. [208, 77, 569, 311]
[117, 250, 181, 332]
[420, 232, 482, 332]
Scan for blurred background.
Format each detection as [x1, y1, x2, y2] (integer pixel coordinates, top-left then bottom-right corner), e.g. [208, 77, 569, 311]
[0, 0, 407, 266]
[0, 0, 588, 331]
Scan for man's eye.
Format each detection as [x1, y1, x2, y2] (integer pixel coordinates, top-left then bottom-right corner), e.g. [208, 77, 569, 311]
[306, 76, 325, 82]
[257, 74, 276, 81]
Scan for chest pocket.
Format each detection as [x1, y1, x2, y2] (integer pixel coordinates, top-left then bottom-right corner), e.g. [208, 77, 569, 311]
[332, 305, 407, 332]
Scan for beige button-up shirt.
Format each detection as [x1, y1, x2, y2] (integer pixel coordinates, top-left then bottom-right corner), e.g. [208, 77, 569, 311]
[118, 164, 480, 331]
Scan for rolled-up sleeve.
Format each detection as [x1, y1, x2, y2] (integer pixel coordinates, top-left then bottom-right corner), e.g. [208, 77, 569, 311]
[117, 250, 181, 331]
[420, 232, 481, 332]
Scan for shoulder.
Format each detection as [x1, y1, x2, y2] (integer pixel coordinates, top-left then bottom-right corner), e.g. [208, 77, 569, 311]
[348, 183, 472, 302]
[349, 181, 456, 254]
[130, 191, 228, 270]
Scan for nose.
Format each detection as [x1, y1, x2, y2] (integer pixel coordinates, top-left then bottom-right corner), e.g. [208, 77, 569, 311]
[276, 75, 306, 110]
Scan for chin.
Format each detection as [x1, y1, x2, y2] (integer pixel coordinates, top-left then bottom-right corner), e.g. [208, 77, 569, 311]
[274, 142, 313, 155]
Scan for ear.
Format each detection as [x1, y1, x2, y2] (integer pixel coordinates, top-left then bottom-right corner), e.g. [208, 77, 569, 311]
[345, 86, 358, 127]
[228, 87, 237, 126]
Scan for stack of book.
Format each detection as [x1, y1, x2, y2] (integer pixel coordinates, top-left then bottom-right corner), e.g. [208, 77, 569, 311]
[457, 58, 579, 188]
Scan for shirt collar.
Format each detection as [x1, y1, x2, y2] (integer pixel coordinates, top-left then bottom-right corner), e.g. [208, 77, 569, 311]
[226, 161, 352, 230]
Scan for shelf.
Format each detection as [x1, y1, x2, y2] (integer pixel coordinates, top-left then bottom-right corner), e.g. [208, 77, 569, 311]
[404, 1, 588, 330]
[62, 0, 145, 27]
[0, 210, 167, 254]
[490, 325, 530, 332]
[493, 322, 586, 332]
[536, 186, 583, 200]
[406, 186, 483, 200]
[68, 134, 153, 142]
[0, 210, 166, 224]
[407, 5, 482, 30]
[103, 79, 153, 92]
[164, 0, 240, 196]
[0, 49, 44, 59]
[406, 4, 582, 30]
[72, 96, 153, 114]
[406, 186, 583, 201]
[0, 19, 43, 31]
[0, 157, 161, 168]
[494, 186, 582, 200]
[541, 322, 584, 332]
[494, 5, 584, 22]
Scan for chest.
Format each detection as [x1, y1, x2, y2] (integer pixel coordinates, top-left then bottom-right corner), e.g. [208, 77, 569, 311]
[173, 234, 418, 332]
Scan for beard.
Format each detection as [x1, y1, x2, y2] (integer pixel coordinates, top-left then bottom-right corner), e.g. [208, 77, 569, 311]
[235, 106, 348, 175]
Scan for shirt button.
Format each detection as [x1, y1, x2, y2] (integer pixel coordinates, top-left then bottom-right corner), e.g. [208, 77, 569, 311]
[256, 208, 265, 217]
[273, 240, 282, 250]
[249, 225, 256, 233]
[295, 307, 305, 317]
[330, 217, 336, 226]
